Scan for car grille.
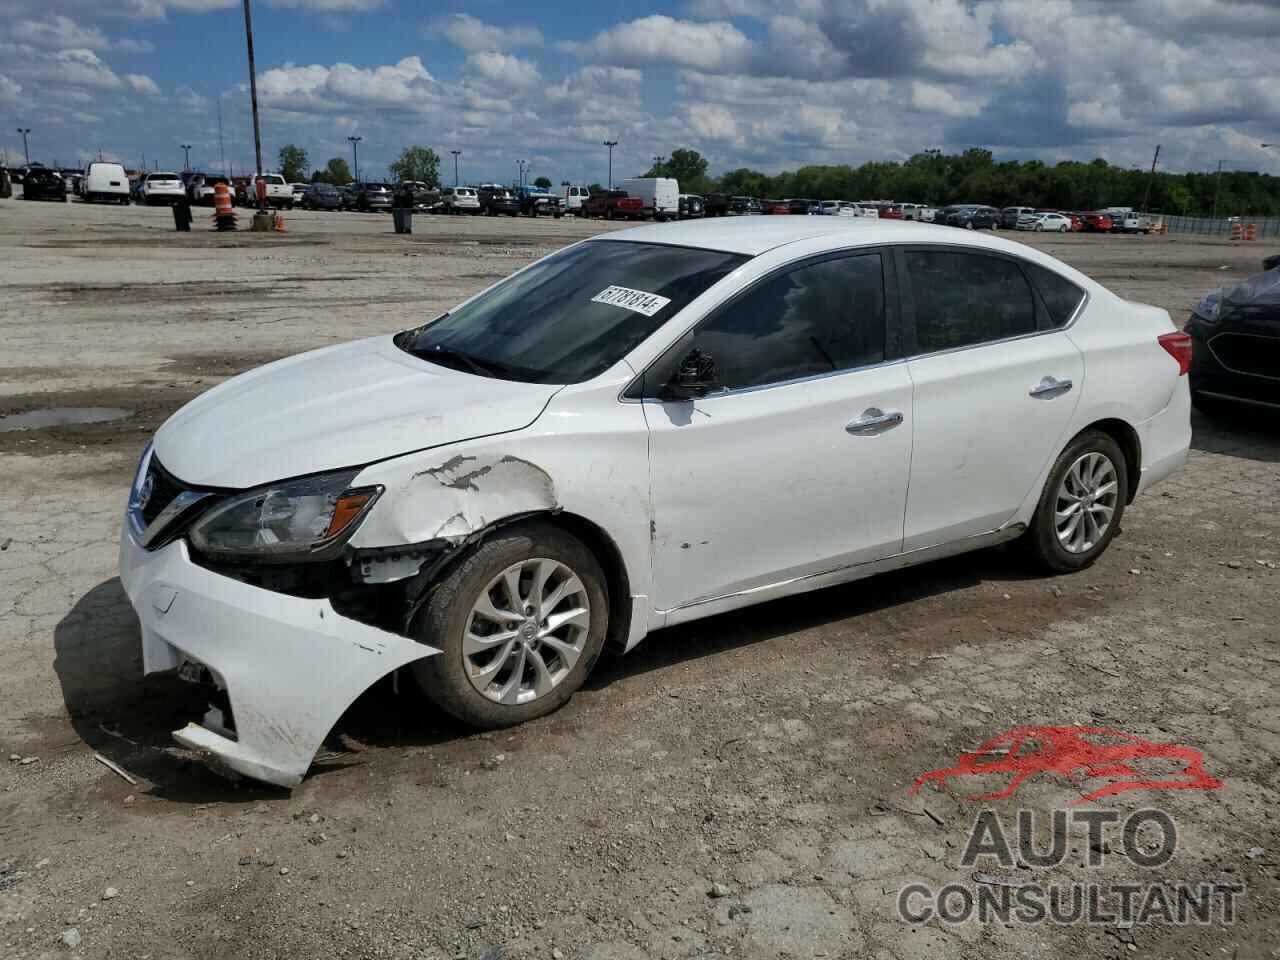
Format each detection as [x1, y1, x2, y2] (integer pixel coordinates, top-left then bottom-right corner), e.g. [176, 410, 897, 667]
[1209, 333, 1280, 380]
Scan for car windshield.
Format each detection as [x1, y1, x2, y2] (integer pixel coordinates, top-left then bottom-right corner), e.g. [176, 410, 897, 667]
[395, 240, 748, 384]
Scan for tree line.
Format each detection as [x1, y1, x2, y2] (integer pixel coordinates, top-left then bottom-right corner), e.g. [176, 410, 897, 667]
[277, 143, 1280, 216]
[644, 147, 1280, 216]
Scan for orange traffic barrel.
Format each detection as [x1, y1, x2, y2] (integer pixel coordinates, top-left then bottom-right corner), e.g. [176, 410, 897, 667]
[214, 182, 233, 217]
[1230, 222, 1243, 240]
[1244, 223, 1257, 241]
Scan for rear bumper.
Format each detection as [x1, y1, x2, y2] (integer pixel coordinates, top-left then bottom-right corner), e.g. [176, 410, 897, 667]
[1135, 380, 1192, 495]
[119, 526, 438, 787]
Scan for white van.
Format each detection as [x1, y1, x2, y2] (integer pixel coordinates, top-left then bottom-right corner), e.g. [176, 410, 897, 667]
[83, 162, 130, 204]
[562, 184, 591, 215]
[621, 177, 679, 221]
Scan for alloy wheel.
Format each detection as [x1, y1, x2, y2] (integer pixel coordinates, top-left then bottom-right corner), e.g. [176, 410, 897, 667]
[1055, 452, 1119, 553]
[462, 558, 591, 705]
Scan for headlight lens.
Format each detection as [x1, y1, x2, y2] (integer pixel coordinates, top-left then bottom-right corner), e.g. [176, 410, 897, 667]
[188, 469, 381, 562]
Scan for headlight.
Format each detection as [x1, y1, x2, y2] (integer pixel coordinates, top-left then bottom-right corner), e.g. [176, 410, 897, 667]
[188, 469, 381, 562]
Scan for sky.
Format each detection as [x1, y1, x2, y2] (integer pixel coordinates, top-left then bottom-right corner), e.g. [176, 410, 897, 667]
[2, 0, 1279, 185]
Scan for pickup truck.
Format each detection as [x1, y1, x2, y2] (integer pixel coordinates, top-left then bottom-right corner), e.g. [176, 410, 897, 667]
[514, 186, 564, 218]
[251, 173, 293, 209]
[582, 190, 644, 220]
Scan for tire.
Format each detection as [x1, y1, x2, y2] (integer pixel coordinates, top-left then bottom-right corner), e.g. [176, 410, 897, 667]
[964, 220, 974, 229]
[411, 521, 609, 729]
[1023, 429, 1128, 573]
[1034, 223, 1043, 232]
[1059, 224, 1069, 233]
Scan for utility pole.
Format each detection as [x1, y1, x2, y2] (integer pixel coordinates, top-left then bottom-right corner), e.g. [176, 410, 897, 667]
[181, 143, 192, 171]
[347, 135, 362, 182]
[1140, 144, 1160, 214]
[450, 149, 461, 186]
[242, 0, 265, 208]
[16, 128, 31, 165]
[1212, 159, 1223, 220]
[517, 159, 527, 188]
[603, 140, 618, 189]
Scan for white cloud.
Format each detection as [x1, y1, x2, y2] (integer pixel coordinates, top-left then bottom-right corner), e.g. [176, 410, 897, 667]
[51, 49, 122, 89]
[687, 102, 739, 142]
[11, 15, 107, 49]
[465, 52, 541, 90]
[911, 81, 982, 118]
[125, 73, 161, 96]
[569, 15, 752, 72]
[174, 85, 208, 112]
[0, 73, 22, 102]
[437, 13, 544, 53]
[266, 0, 386, 9]
[256, 56, 434, 109]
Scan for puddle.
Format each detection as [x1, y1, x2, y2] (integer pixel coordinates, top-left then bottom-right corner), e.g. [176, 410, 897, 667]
[0, 407, 133, 432]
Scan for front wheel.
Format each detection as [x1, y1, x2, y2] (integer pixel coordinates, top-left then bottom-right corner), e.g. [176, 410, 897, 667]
[1059, 224, 1069, 232]
[411, 522, 608, 728]
[1023, 430, 1127, 573]
[964, 220, 974, 229]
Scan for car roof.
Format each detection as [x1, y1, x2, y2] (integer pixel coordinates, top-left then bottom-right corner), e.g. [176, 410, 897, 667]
[596, 217, 1041, 257]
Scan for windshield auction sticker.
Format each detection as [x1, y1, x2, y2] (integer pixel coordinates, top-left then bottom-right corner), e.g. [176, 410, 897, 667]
[590, 285, 672, 317]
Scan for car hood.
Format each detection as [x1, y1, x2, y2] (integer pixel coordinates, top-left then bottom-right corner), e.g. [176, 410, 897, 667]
[153, 336, 560, 489]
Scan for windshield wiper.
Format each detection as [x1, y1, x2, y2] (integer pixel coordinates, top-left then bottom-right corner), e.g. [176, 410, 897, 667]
[413, 343, 508, 379]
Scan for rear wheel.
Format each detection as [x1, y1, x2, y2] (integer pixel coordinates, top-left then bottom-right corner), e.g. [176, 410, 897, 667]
[411, 522, 609, 729]
[1024, 430, 1127, 573]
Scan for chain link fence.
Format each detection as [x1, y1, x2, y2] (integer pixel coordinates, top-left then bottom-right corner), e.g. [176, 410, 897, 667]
[1156, 214, 1280, 239]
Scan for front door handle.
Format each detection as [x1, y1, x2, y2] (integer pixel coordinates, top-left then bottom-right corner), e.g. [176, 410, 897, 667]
[1029, 376, 1073, 399]
[846, 407, 904, 435]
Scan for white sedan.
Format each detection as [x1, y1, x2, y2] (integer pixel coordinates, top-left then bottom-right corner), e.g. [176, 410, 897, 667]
[1020, 212, 1073, 232]
[119, 219, 1191, 787]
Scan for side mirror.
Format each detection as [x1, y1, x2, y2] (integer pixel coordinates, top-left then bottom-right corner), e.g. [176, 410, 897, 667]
[659, 348, 717, 401]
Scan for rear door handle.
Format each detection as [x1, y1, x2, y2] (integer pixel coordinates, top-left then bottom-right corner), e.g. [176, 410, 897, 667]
[1029, 376, 1073, 399]
[846, 407, 904, 435]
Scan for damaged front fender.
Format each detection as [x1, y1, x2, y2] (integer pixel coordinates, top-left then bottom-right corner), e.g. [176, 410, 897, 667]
[351, 452, 561, 548]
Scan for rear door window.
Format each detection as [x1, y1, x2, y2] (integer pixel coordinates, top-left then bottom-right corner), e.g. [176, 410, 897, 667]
[905, 250, 1036, 353]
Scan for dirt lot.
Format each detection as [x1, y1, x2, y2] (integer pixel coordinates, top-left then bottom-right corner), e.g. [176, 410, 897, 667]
[2, 198, 1278, 960]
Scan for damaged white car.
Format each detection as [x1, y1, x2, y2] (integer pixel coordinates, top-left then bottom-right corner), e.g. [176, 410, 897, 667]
[120, 218, 1192, 787]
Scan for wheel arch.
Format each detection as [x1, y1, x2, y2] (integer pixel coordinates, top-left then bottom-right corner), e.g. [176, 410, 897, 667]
[1077, 417, 1141, 503]
[408, 510, 635, 655]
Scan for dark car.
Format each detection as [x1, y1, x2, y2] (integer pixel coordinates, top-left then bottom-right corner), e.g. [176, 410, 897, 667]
[351, 182, 393, 211]
[1001, 206, 1036, 229]
[941, 205, 999, 229]
[477, 184, 520, 216]
[1187, 262, 1280, 416]
[702, 193, 730, 217]
[732, 196, 762, 215]
[21, 167, 67, 201]
[787, 198, 819, 215]
[300, 182, 343, 210]
[514, 186, 564, 218]
[401, 181, 439, 211]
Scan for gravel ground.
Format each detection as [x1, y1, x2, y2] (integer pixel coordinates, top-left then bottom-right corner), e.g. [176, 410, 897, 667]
[2, 197, 1278, 960]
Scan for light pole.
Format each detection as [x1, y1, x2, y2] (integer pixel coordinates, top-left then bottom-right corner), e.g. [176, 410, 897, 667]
[241, 0, 263, 192]
[516, 159, 527, 188]
[181, 143, 192, 171]
[16, 128, 31, 165]
[603, 140, 617, 189]
[347, 135, 362, 183]
[450, 149, 461, 186]
[652, 155, 664, 173]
